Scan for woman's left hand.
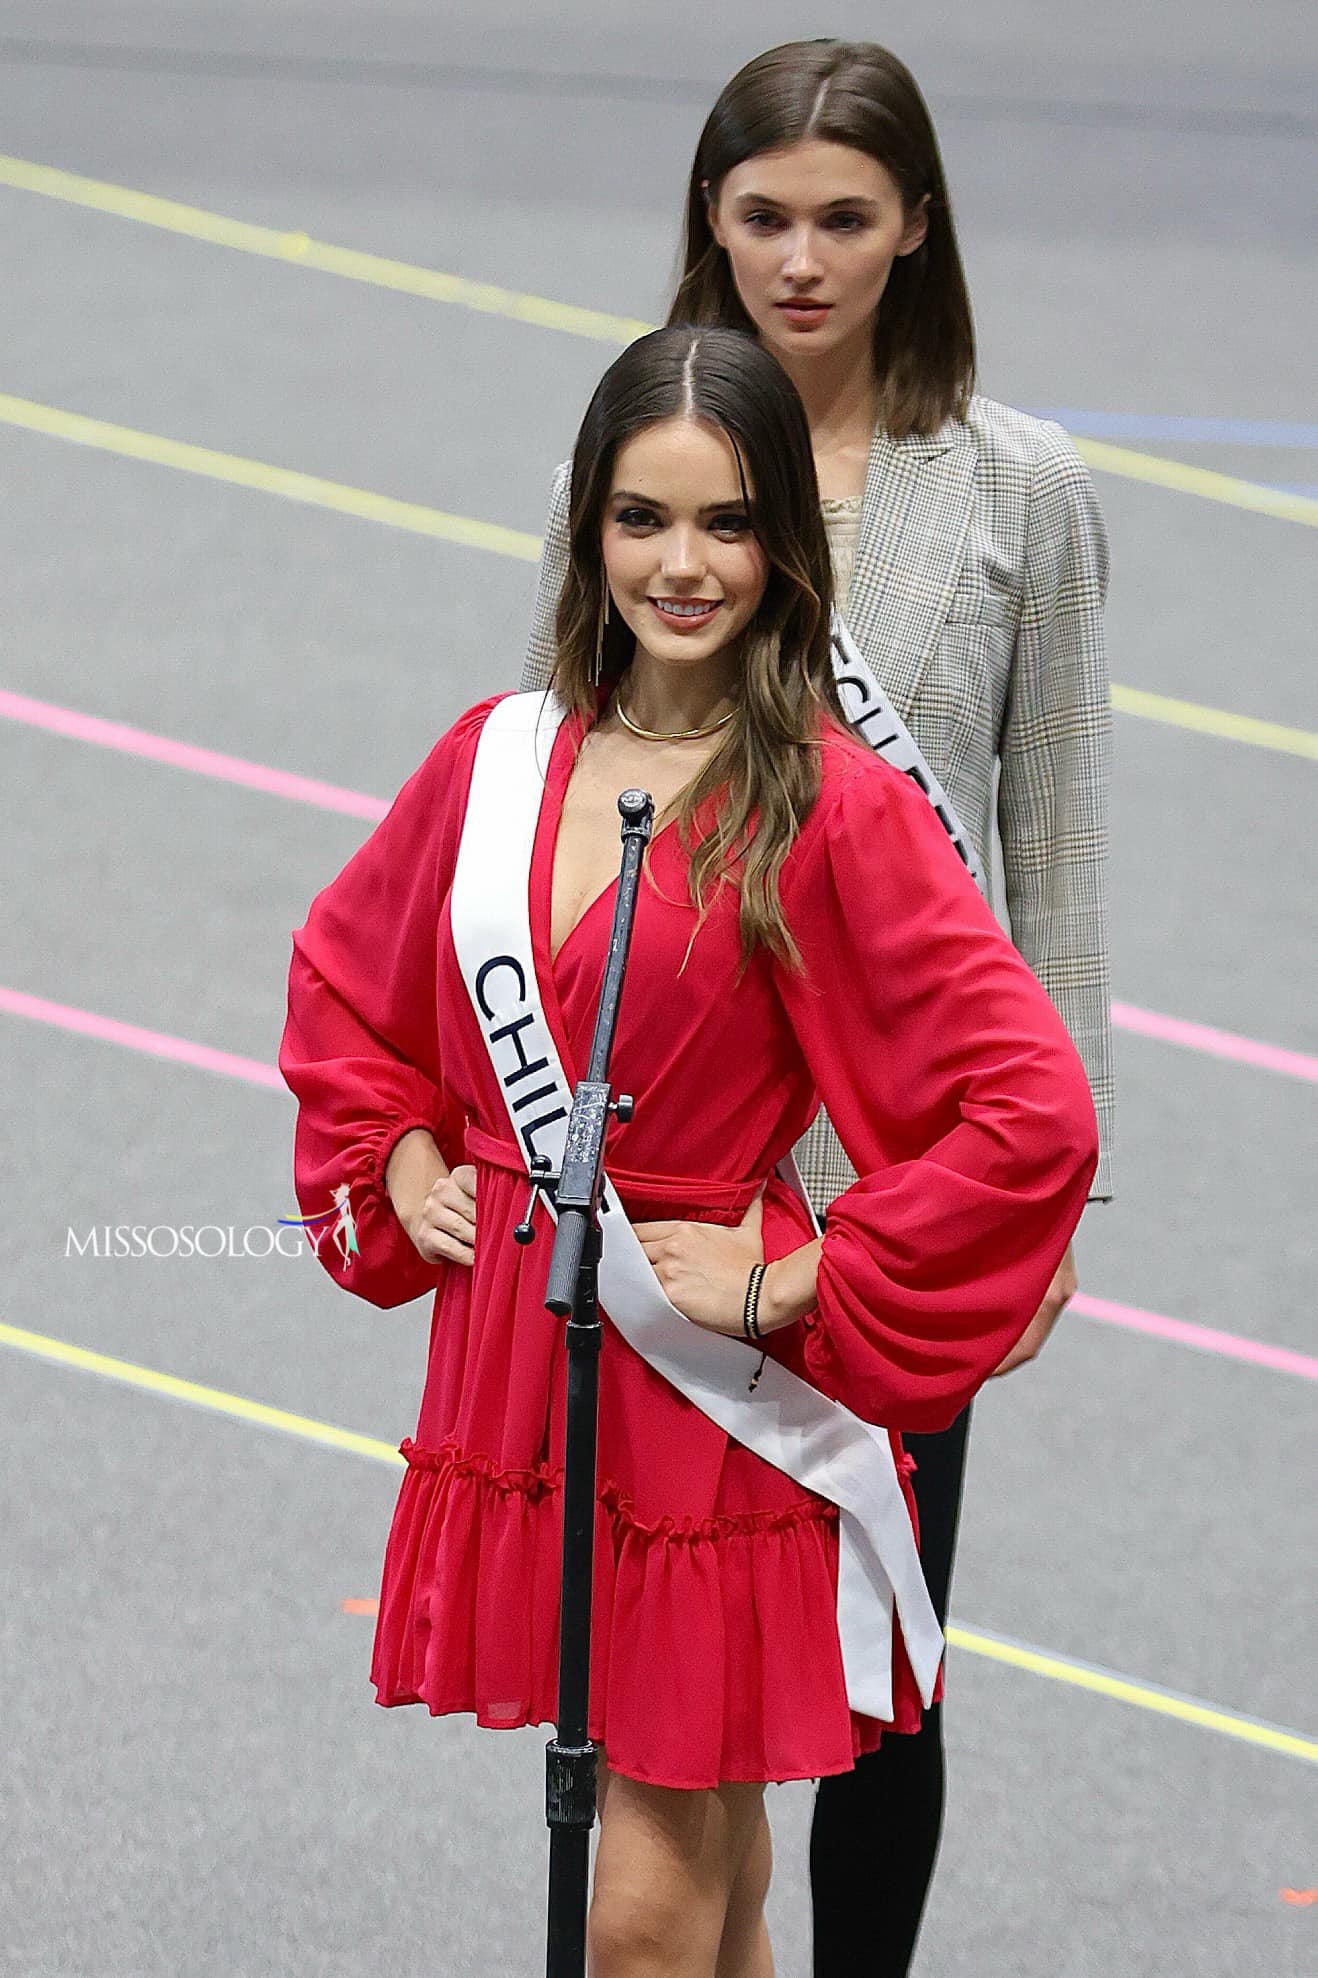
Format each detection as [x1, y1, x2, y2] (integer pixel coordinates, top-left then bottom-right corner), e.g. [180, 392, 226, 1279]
[634, 1194, 764, 1336]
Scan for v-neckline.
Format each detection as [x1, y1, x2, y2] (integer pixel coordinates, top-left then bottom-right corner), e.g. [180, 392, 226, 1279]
[536, 712, 679, 970]
[549, 869, 622, 967]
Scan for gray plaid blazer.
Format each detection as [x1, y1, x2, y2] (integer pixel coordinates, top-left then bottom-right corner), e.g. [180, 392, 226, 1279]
[520, 394, 1114, 1205]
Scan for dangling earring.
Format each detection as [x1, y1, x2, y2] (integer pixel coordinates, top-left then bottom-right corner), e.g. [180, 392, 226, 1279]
[594, 586, 610, 687]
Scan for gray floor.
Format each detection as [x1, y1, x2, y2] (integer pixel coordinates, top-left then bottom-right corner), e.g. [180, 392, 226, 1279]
[2, 4, 1316, 1973]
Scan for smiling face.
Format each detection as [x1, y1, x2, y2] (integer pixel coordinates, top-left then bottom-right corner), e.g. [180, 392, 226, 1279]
[708, 139, 927, 369]
[601, 415, 770, 675]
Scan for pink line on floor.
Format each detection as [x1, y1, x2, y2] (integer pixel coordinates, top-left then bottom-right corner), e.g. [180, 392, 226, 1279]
[1072, 1293, 1318, 1382]
[4, 983, 1316, 1382]
[1111, 999, 1318, 1084]
[0, 687, 388, 822]
[0, 985, 284, 1090]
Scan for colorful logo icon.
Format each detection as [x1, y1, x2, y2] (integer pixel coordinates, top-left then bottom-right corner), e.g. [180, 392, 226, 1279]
[279, 1182, 359, 1266]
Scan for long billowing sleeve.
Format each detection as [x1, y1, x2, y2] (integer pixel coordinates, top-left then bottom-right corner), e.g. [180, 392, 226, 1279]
[998, 426, 1113, 1200]
[278, 704, 495, 1307]
[520, 461, 571, 691]
[775, 748, 1098, 1432]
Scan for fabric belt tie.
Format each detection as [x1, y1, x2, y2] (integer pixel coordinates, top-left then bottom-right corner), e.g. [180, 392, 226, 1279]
[464, 1123, 763, 1216]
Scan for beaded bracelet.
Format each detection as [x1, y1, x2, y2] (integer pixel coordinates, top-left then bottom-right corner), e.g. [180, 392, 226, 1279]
[743, 1264, 769, 1392]
[742, 1262, 768, 1345]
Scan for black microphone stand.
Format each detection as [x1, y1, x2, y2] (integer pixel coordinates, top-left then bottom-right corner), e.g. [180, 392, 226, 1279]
[512, 786, 654, 1978]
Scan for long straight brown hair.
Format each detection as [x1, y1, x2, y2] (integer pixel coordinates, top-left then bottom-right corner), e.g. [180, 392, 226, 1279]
[670, 40, 975, 440]
[552, 325, 843, 966]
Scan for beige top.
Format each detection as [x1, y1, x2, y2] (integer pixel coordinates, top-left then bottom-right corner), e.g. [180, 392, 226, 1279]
[821, 495, 863, 611]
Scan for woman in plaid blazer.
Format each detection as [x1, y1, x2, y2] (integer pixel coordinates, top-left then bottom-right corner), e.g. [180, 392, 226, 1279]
[521, 38, 1112, 1977]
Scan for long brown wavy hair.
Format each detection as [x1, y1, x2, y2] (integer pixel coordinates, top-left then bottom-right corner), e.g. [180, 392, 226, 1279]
[669, 40, 975, 440]
[551, 325, 843, 967]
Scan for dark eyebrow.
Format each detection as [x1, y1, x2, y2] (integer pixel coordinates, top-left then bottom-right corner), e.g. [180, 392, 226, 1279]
[610, 490, 750, 514]
[731, 191, 880, 216]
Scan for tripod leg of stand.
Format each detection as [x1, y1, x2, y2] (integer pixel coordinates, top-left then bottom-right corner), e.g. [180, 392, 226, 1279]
[545, 1221, 602, 1978]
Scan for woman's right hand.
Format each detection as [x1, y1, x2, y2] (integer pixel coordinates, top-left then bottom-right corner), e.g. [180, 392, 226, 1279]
[407, 1164, 478, 1266]
[385, 1129, 478, 1267]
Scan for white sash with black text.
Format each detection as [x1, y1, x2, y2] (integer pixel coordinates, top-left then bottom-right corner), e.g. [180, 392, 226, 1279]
[448, 690, 944, 1722]
[830, 611, 986, 895]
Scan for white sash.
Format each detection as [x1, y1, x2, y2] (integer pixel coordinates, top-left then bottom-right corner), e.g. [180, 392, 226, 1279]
[830, 612, 987, 896]
[448, 691, 943, 1721]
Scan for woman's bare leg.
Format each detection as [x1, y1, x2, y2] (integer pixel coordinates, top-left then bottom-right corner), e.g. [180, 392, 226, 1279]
[715, 1801, 774, 1978]
[588, 1765, 770, 1978]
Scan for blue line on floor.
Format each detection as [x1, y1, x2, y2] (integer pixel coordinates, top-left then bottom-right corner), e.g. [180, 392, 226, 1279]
[1030, 410, 1318, 448]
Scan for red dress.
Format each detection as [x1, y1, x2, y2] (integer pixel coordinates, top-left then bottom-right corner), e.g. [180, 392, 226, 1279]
[280, 696, 1097, 1788]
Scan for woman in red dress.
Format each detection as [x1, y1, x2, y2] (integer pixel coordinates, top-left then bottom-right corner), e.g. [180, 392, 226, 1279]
[280, 326, 1096, 1976]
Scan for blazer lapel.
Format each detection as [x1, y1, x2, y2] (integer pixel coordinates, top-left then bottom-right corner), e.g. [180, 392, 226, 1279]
[844, 416, 978, 721]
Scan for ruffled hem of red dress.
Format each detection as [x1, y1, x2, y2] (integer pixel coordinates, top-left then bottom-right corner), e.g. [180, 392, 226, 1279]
[369, 1437, 926, 1789]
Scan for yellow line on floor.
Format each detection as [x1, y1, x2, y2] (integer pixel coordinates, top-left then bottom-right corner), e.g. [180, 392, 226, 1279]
[3, 387, 1315, 759]
[1074, 436, 1318, 529]
[0, 1319, 404, 1467]
[0, 392, 541, 561]
[0, 151, 650, 345]
[4, 150, 1316, 529]
[4, 1317, 1316, 1764]
[1110, 684, 1318, 760]
[946, 1626, 1318, 1766]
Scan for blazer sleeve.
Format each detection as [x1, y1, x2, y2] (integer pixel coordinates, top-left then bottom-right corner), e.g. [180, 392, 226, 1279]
[773, 750, 1099, 1433]
[520, 461, 571, 692]
[998, 426, 1114, 1200]
[278, 700, 497, 1307]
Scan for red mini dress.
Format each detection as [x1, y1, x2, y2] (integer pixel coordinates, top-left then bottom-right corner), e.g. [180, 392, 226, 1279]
[280, 698, 1096, 1788]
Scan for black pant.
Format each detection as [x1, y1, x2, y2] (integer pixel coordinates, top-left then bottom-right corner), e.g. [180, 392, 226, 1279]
[809, 1406, 972, 1977]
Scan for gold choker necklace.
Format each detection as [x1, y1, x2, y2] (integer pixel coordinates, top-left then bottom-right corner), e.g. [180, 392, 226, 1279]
[616, 699, 737, 743]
